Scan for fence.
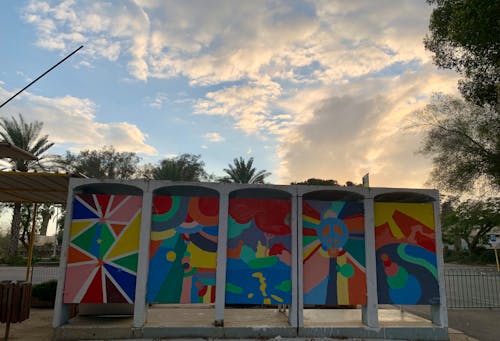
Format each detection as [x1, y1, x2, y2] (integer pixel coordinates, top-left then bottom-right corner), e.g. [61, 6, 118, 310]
[445, 267, 500, 308]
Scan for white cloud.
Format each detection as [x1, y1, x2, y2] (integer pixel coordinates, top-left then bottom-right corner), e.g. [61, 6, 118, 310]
[19, 0, 461, 188]
[147, 92, 168, 109]
[0, 86, 158, 156]
[204, 132, 225, 143]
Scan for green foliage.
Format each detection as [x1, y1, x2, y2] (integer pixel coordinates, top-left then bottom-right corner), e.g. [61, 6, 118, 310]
[444, 248, 497, 265]
[222, 157, 271, 184]
[292, 178, 339, 186]
[0, 114, 56, 172]
[153, 153, 207, 181]
[417, 94, 500, 192]
[32, 280, 58, 302]
[441, 197, 500, 255]
[424, 0, 500, 106]
[0, 114, 56, 257]
[63, 145, 141, 179]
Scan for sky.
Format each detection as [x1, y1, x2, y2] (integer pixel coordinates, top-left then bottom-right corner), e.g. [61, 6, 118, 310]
[0, 0, 460, 188]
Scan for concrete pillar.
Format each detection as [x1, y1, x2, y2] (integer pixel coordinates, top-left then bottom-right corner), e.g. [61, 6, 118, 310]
[133, 182, 153, 328]
[214, 185, 229, 326]
[431, 197, 448, 327]
[362, 195, 379, 328]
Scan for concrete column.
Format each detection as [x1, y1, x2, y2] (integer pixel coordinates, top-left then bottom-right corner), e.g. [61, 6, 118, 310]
[52, 180, 76, 327]
[362, 196, 379, 328]
[431, 197, 448, 327]
[214, 186, 229, 325]
[296, 193, 304, 327]
[289, 189, 298, 327]
[133, 183, 153, 328]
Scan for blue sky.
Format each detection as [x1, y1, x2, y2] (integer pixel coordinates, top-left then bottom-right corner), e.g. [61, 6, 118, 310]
[0, 0, 459, 187]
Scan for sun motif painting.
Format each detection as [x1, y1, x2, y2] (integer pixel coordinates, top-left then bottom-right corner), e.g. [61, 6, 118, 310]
[302, 200, 366, 305]
[63, 193, 142, 304]
[226, 197, 292, 305]
[374, 202, 439, 304]
[147, 195, 219, 304]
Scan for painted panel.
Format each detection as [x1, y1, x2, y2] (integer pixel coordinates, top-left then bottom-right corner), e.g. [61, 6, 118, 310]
[226, 198, 292, 305]
[147, 195, 219, 303]
[374, 202, 439, 304]
[303, 200, 366, 305]
[64, 194, 142, 304]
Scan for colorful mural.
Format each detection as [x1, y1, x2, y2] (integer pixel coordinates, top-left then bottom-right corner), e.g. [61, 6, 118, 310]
[147, 195, 219, 304]
[226, 197, 292, 305]
[374, 202, 439, 304]
[303, 200, 366, 305]
[64, 194, 142, 304]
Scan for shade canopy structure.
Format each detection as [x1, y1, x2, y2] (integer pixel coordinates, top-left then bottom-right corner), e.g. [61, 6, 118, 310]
[0, 142, 37, 160]
[0, 171, 70, 204]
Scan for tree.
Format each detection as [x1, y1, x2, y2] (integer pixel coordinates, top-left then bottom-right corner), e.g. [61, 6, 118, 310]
[152, 153, 207, 181]
[222, 157, 271, 184]
[292, 178, 339, 186]
[63, 146, 141, 179]
[0, 114, 55, 256]
[416, 94, 500, 193]
[441, 197, 500, 255]
[424, 0, 500, 106]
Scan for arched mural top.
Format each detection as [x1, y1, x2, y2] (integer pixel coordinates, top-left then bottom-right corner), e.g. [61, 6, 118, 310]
[302, 189, 364, 201]
[74, 183, 143, 196]
[374, 191, 435, 203]
[154, 185, 219, 197]
[229, 187, 292, 200]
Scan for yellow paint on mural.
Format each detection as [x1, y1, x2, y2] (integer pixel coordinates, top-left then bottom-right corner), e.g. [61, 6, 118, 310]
[264, 298, 271, 305]
[106, 212, 141, 259]
[374, 202, 435, 239]
[271, 294, 284, 303]
[303, 239, 321, 260]
[303, 215, 320, 225]
[186, 242, 216, 268]
[336, 254, 349, 305]
[150, 229, 176, 241]
[70, 220, 96, 238]
[256, 240, 267, 258]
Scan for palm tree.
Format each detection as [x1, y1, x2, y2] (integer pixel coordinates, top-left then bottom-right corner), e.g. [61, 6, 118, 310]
[0, 114, 55, 256]
[222, 157, 271, 184]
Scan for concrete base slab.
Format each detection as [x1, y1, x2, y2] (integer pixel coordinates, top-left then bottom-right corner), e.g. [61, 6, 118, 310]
[53, 306, 449, 340]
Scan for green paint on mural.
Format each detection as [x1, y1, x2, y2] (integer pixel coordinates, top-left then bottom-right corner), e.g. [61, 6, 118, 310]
[240, 245, 256, 263]
[226, 283, 243, 294]
[275, 279, 292, 292]
[328, 201, 346, 214]
[152, 196, 181, 222]
[156, 234, 187, 303]
[302, 235, 317, 246]
[99, 224, 115, 259]
[228, 216, 252, 239]
[397, 244, 438, 279]
[343, 239, 366, 267]
[387, 266, 409, 289]
[72, 222, 99, 251]
[339, 263, 354, 278]
[112, 253, 138, 273]
[248, 256, 278, 269]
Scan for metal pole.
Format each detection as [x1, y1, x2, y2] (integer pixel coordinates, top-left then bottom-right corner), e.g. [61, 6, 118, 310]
[0, 45, 83, 109]
[25, 203, 38, 282]
[495, 248, 499, 272]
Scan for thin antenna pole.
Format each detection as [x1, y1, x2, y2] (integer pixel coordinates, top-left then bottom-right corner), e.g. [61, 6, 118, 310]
[0, 45, 84, 109]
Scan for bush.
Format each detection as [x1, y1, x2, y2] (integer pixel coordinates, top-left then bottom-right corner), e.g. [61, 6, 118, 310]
[32, 280, 58, 302]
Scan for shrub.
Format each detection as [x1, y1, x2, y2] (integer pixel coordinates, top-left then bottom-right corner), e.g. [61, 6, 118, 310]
[32, 280, 58, 302]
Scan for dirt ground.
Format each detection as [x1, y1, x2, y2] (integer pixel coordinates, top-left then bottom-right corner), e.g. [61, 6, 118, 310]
[0, 308, 53, 341]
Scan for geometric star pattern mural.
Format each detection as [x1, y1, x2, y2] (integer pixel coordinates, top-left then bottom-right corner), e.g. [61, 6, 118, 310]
[63, 194, 142, 304]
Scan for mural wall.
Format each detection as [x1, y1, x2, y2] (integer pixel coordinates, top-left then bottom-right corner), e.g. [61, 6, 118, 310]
[226, 197, 292, 305]
[64, 194, 142, 303]
[147, 195, 219, 303]
[374, 202, 439, 304]
[303, 200, 366, 305]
